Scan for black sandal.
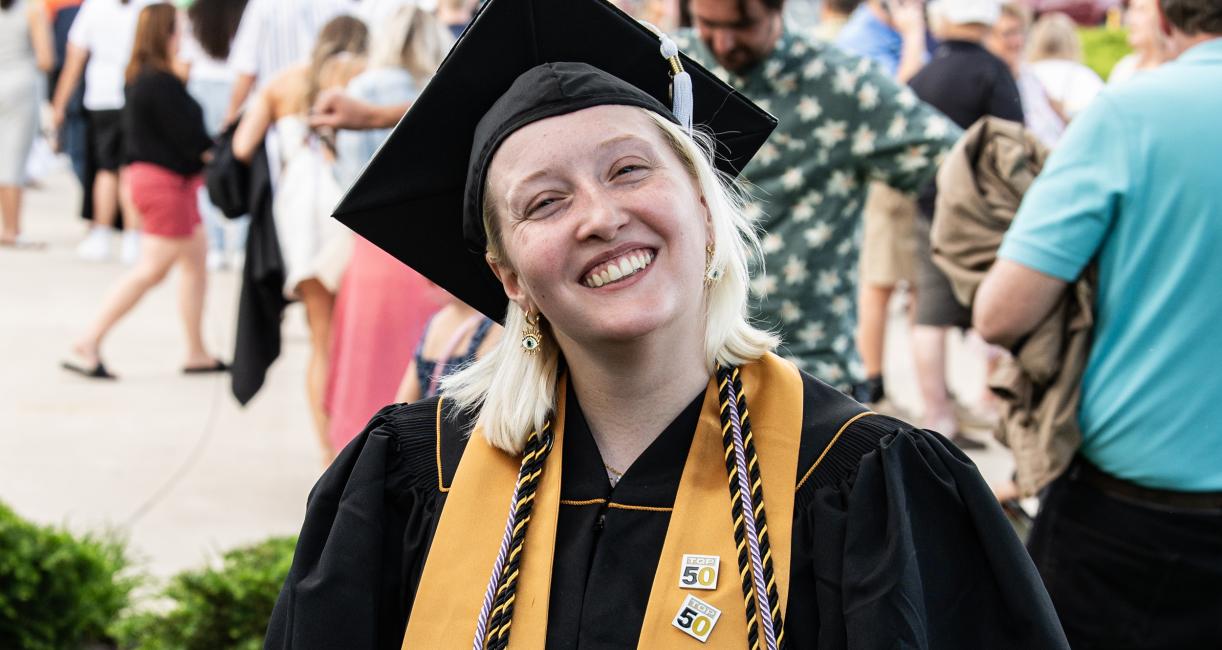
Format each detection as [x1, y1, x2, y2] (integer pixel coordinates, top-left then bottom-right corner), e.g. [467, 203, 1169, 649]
[182, 360, 229, 375]
[61, 357, 117, 380]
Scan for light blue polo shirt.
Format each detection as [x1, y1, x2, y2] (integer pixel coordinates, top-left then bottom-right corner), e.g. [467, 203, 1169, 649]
[999, 39, 1222, 491]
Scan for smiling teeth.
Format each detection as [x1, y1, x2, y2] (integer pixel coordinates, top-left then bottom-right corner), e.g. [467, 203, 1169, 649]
[583, 250, 654, 288]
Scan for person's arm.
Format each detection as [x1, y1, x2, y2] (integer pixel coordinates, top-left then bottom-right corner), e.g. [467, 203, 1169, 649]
[395, 359, 422, 404]
[27, 1, 54, 73]
[973, 259, 1067, 347]
[309, 88, 409, 131]
[975, 95, 1129, 347]
[50, 43, 88, 129]
[224, 73, 256, 127]
[146, 74, 214, 160]
[889, 0, 927, 84]
[232, 86, 273, 163]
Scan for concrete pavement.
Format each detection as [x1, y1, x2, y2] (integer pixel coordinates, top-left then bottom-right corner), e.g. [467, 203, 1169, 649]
[0, 168, 1013, 579]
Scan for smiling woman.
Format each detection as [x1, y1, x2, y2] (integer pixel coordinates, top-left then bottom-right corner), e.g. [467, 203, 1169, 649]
[264, 0, 1071, 648]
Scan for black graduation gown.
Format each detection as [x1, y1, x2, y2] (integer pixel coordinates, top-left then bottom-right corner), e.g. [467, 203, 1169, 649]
[265, 373, 1067, 649]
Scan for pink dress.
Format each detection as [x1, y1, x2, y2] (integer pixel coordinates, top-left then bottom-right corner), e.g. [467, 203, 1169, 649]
[325, 236, 446, 451]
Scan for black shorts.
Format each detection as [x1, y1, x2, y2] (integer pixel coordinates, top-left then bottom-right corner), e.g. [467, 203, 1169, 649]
[913, 215, 972, 328]
[87, 109, 124, 171]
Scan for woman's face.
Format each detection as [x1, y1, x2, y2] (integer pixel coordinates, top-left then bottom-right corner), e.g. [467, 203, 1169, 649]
[987, 14, 1027, 71]
[1127, 0, 1163, 50]
[485, 105, 711, 348]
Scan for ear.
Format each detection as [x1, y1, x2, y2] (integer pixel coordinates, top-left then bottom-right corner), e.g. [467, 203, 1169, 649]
[1155, 0, 1174, 37]
[486, 252, 531, 312]
[699, 194, 715, 245]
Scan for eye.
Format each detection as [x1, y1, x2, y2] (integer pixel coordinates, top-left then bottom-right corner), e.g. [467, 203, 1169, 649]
[613, 162, 649, 179]
[526, 195, 561, 216]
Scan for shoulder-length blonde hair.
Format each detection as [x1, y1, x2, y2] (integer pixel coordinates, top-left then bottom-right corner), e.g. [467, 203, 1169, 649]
[1027, 12, 1083, 62]
[367, 5, 452, 85]
[441, 109, 778, 454]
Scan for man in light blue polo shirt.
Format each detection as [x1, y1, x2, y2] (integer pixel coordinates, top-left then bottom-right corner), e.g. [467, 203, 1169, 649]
[973, 1, 1222, 646]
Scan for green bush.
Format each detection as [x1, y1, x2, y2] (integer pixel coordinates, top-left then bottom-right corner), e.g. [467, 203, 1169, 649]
[116, 536, 296, 650]
[1080, 27, 1133, 79]
[0, 501, 136, 650]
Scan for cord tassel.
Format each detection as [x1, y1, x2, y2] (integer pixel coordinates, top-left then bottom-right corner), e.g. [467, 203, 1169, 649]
[658, 34, 694, 135]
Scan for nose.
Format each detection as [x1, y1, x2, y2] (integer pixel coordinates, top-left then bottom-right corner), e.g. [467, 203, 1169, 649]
[710, 28, 736, 56]
[573, 184, 629, 242]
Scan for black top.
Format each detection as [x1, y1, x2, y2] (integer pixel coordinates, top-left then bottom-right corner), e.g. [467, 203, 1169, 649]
[909, 40, 1024, 217]
[265, 372, 1068, 649]
[123, 68, 213, 176]
[330, 0, 776, 324]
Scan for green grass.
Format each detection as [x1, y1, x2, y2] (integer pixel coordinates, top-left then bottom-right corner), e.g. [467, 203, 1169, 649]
[1079, 27, 1133, 80]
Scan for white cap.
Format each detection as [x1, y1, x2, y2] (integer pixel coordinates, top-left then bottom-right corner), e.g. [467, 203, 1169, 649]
[927, 0, 1001, 26]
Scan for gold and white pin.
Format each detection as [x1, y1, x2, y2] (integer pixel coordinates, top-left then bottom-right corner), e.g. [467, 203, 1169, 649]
[672, 594, 721, 643]
[678, 554, 719, 591]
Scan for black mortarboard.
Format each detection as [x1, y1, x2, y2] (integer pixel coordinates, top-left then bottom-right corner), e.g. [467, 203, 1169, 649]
[331, 0, 776, 323]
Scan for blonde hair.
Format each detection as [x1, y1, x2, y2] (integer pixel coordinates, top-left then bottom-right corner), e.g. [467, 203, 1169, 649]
[441, 109, 778, 453]
[367, 5, 452, 84]
[1027, 12, 1083, 62]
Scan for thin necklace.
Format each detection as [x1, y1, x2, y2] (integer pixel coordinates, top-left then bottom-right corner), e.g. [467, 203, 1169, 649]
[603, 461, 624, 487]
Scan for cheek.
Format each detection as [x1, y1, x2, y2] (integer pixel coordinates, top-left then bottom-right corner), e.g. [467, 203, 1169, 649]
[504, 226, 571, 298]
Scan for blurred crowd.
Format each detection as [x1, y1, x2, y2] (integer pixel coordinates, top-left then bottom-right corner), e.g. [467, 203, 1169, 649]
[2, 0, 1219, 646]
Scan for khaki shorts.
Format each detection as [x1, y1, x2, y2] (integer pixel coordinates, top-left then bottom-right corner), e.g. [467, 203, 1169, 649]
[859, 182, 918, 288]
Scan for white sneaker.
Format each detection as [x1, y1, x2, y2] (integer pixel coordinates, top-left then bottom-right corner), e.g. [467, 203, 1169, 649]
[120, 231, 141, 265]
[206, 250, 226, 271]
[76, 228, 115, 262]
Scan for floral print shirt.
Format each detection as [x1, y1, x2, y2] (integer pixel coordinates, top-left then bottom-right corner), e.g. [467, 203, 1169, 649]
[676, 28, 960, 388]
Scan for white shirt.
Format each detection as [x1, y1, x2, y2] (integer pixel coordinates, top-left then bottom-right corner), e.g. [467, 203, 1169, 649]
[67, 0, 157, 111]
[1029, 59, 1105, 120]
[227, 0, 355, 85]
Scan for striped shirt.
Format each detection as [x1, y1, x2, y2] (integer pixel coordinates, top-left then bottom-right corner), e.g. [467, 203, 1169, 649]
[228, 0, 356, 85]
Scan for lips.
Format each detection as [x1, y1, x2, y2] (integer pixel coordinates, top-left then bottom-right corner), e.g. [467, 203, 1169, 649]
[581, 248, 655, 288]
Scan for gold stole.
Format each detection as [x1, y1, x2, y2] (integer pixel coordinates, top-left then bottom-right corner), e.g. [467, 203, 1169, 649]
[403, 353, 804, 648]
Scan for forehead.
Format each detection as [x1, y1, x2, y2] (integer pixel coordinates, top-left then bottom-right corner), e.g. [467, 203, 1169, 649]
[689, 0, 767, 25]
[488, 105, 664, 178]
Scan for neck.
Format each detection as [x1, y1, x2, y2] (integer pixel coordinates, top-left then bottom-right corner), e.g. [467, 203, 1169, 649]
[558, 320, 710, 473]
[1168, 32, 1219, 58]
[938, 23, 987, 43]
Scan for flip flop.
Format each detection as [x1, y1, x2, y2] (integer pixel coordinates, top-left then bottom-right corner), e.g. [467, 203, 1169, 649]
[182, 360, 229, 375]
[61, 357, 118, 380]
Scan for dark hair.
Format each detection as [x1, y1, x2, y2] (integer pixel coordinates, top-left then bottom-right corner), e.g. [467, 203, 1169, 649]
[188, 0, 249, 60]
[1160, 0, 1222, 35]
[825, 0, 862, 13]
[0, 0, 15, 11]
[679, 0, 786, 26]
[125, 3, 177, 84]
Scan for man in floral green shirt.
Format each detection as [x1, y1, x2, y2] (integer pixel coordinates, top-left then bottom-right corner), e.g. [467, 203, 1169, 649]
[677, 0, 959, 388]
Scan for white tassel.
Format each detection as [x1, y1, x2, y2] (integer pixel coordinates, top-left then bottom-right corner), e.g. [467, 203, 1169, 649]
[657, 33, 694, 136]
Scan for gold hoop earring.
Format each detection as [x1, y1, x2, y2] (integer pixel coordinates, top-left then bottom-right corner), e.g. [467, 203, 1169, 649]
[521, 310, 542, 354]
[704, 242, 723, 288]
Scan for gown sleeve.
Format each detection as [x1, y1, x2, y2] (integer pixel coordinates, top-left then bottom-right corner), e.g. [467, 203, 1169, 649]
[795, 414, 1068, 649]
[264, 398, 449, 650]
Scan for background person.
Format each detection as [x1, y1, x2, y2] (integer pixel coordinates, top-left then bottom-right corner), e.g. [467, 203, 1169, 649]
[907, 0, 1022, 448]
[181, 0, 249, 271]
[63, 2, 223, 379]
[325, 4, 452, 456]
[51, 0, 153, 264]
[1108, 0, 1170, 83]
[1026, 11, 1103, 120]
[675, 0, 959, 391]
[975, 1, 1222, 645]
[0, 0, 54, 248]
[985, 2, 1066, 147]
[232, 14, 369, 460]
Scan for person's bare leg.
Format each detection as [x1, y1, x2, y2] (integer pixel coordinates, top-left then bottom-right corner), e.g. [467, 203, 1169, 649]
[0, 186, 21, 241]
[856, 282, 894, 383]
[72, 234, 182, 363]
[299, 279, 336, 461]
[117, 167, 141, 231]
[93, 170, 119, 229]
[912, 324, 956, 435]
[177, 228, 216, 367]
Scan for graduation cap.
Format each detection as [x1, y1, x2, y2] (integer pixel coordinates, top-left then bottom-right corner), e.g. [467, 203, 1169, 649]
[332, 0, 776, 323]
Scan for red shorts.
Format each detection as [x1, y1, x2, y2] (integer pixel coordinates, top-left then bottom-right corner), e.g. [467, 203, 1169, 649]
[127, 162, 203, 239]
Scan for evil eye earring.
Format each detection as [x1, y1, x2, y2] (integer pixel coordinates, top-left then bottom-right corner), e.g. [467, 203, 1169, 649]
[521, 310, 542, 354]
[704, 242, 723, 288]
